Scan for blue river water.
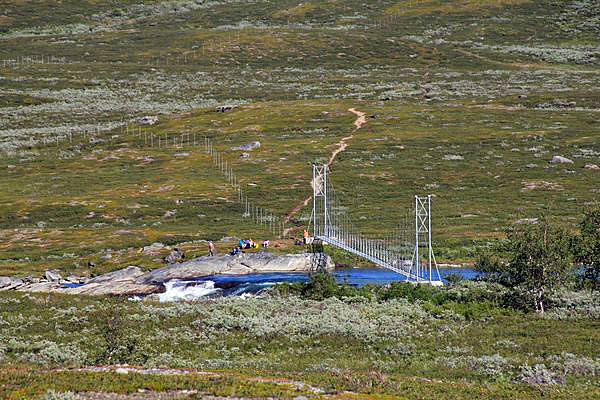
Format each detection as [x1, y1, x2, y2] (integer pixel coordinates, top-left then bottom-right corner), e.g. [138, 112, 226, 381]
[154, 267, 480, 301]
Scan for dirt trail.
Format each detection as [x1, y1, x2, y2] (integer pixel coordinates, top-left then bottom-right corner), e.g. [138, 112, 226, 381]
[282, 108, 366, 235]
[454, 48, 596, 72]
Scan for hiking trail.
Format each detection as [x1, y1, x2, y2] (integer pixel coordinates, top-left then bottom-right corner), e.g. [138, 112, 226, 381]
[283, 108, 366, 236]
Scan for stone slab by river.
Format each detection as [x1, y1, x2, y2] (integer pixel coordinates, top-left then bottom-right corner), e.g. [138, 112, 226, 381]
[1, 253, 334, 296]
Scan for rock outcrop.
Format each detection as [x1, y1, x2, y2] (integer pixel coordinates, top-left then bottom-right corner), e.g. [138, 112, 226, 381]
[142, 253, 333, 284]
[66, 266, 160, 296]
[0, 276, 23, 290]
[45, 270, 62, 282]
[550, 155, 574, 164]
[6, 253, 333, 297]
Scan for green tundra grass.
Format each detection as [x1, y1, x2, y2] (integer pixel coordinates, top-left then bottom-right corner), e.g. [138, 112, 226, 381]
[0, 1, 597, 268]
[0, 287, 599, 399]
[0, 1, 599, 397]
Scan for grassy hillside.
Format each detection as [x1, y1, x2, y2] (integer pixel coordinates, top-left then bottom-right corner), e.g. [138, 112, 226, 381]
[0, 0, 599, 275]
[1, 287, 599, 399]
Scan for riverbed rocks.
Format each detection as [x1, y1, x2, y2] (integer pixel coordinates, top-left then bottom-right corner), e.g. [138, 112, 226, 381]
[550, 155, 574, 164]
[67, 266, 160, 296]
[4, 253, 332, 297]
[142, 253, 333, 284]
[44, 270, 62, 282]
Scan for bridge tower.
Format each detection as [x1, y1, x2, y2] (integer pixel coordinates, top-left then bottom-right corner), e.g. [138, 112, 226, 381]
[412, 195, 439, 285]
[311, 164, 331, 238]
[308, 163, 442, 285]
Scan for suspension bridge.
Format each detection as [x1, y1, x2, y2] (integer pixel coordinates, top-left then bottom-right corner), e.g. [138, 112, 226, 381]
[309, 164, 443, 285]
[202, 137, 443, 285]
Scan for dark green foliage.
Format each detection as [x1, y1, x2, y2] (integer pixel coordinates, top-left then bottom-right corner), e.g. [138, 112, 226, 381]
[445, 272, 465, 285]
[476, 216, 574, 313]
[575, 207, 600, 290]
[276, 274, 513, 319]
[301, 271, 339, 300]
[93, 307, 153, 365]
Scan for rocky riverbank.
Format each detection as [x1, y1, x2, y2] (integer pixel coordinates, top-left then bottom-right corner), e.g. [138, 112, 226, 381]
[0, 253, 333, 296]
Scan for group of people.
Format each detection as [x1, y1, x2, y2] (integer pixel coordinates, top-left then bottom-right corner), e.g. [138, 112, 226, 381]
[230, 239, 270, 255]
[239, 239, 258, 249]
[206, 239, 272, 257]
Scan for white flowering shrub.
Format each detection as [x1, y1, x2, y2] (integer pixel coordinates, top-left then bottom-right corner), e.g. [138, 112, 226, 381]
[5, 338, 87, 365]
[40, 390, 77, 400]
[545, 289, 600, 320]
[515, 363, 566, 385]
[549, 352, 600, 377]
[436, 353, 512, 376]
[142, 296, 438, 342]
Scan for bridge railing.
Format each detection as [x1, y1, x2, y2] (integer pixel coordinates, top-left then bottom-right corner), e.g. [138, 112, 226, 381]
[311, 164, 442, 284]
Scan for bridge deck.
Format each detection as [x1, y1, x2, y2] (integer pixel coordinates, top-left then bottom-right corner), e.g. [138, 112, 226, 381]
[316, 235, 443, 284]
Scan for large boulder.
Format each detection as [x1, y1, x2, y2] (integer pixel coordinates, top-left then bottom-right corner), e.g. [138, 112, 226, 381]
[164, 248, 185, 264]
[550, 155, 574, 164]
[0, 277, 24, 291]
[65, 266, 156, 296]
[86, 266, 143, 284]
[0, 276, 12, 289]
[232, 141, 261, 151]
[141, 253, 333, 284]
[44, 270, 62, 282]
[138, 116, 158, 125]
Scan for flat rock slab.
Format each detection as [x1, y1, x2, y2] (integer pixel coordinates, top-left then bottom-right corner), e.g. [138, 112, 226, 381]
[141, 253, 333, 283]
[16, 253, 333, 296]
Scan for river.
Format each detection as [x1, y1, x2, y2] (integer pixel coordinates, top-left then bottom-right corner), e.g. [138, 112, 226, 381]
[156, 267, 480, 302]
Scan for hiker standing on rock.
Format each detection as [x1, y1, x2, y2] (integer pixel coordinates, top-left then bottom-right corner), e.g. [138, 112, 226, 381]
[208, 241, 215, 256]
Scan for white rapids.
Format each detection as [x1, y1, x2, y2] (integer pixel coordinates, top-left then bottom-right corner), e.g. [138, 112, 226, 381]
[158, 279, 222, 302]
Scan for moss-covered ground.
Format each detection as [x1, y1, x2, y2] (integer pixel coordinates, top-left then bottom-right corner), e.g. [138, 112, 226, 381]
[0, 0, 599, 397]
[1, 286, 599, 399]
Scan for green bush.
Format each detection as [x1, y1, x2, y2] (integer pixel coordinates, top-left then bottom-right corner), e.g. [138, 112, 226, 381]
[301, 272, 339, 300]
[92, 307, 153, 365]
[575, 207, 600, 291]
[276, 273, 511, 319]
[476, 215, 574, 313]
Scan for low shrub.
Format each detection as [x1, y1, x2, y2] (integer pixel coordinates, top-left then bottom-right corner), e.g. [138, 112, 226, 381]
[276, 274, 511, 319]
[4, 339, 87, 366]
[41, 389, 77, 400]
[92, 308, 154, 365]
[436, 353, 512, 377]
[549, 352, 600, 377]
[515, 364, 566, 385]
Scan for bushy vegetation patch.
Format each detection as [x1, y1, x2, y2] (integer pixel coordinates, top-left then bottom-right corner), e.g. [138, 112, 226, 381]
[0, 289, 598, 397]
[0, 0, 599, 396]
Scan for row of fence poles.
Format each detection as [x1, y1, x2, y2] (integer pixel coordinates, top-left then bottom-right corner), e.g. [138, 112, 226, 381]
[126, 125, 202, 150]
[27, 125, 121, 150]
[0, 8, 412, 70]
[135, 28, 271, 67]
[1, 55, 68, 68]
[0, 5, 431, 71]
[368, 0, 429, 31]
[123, 126, 289, 239]
[204, 137, 286, 239]
[25, 122, 289, 240]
